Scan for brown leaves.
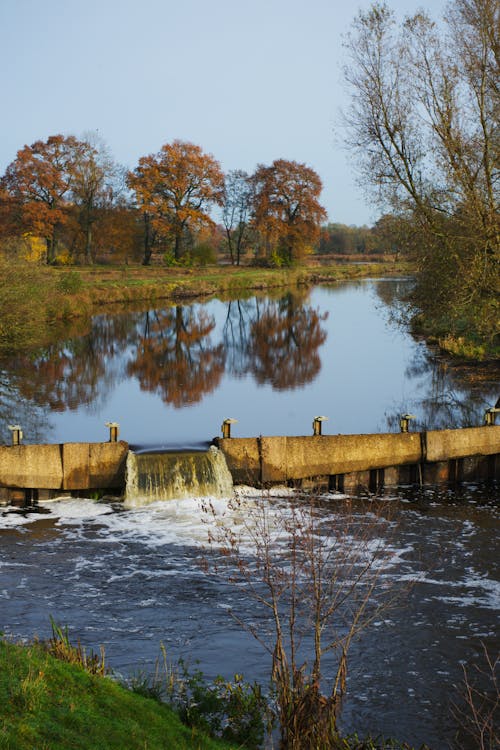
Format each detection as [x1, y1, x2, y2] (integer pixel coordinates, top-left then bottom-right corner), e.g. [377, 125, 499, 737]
[127, 140, 225, 261]
[251, 159, 327, 263]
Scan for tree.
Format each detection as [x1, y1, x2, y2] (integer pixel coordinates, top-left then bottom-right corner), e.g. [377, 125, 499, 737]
[202, 494, 396, 749]
[251, 159, 327, 264]
[222, 169, 254, 265]
[127, 140, 225, 264]
[249, 293, 328, 389]
[70, 132, 122, 264]
[1, 135, 84, 263]
[343, 0, 499, 345]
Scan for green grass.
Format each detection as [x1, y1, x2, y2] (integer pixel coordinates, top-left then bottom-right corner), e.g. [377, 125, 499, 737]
[0, 640, 234, 750]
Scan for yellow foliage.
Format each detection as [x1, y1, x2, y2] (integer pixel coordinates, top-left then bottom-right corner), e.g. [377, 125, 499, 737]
[21, 233, 46, 262]
[53, 247, 73, 265]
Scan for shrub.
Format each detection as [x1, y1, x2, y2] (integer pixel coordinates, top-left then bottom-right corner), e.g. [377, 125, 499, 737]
[191, 242, 216, 266]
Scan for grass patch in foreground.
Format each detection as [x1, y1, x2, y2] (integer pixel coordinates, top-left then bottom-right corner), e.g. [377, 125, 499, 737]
[0, 640, 232, 750]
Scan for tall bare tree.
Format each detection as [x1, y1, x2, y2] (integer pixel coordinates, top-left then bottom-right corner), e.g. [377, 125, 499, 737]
[343, 0, 499, 345]
[222, 169, 253, 265]
[70, 132, 122, 264]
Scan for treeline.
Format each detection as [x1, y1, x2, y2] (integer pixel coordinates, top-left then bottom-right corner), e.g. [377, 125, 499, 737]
[0, 135, 334, 267]
[319, 215, 399, 256]
[0, 133, 400, 269]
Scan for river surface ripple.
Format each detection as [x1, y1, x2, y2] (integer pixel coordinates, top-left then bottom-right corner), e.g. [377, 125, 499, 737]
[0, 484, 498, 750]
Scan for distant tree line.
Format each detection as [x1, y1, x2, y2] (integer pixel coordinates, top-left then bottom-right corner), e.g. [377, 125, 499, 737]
[318, 215, 401, 256]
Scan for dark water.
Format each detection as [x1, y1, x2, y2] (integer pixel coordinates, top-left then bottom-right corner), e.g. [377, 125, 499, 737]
[0, 278, 498, 748]
[0, 279, 497, 446]
[0, 486, 498, 749]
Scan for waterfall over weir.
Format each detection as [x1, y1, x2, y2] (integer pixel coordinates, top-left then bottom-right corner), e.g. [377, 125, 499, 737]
[125, 446, 234, 506]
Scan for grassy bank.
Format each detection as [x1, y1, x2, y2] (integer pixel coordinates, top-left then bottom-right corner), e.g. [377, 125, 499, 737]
[0, 637, 433, 750]
[0, 639, 233, 750]
[0, 259, 410, 354]
[54, 261, 409, 311]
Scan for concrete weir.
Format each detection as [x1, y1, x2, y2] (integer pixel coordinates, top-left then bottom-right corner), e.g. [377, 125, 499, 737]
[0, 427, 498, 506]
[215, 426, 500, 493]
[0, 441, 129, 506]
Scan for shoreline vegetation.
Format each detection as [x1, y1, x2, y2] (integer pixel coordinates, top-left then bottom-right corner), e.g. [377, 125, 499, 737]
[0, 635, 429, 750]
[0, 258, 406, 352]
[1, 257, 497, 362]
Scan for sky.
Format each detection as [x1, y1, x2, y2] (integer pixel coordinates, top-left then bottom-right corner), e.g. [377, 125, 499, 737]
[0, 0, 446, 226]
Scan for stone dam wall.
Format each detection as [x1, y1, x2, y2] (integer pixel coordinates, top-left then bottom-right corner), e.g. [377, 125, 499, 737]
[215, 426, 500, 492]
[0, 441, 129, 505]
[0, 427, 498, 505]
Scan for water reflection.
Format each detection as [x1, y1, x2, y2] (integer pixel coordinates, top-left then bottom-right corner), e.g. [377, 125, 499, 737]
[0, 280, 497, 445]
[127, 307, 225, 407]
[373, 280, 498, 430]
[6, 313, 137, 413]
[249, 293, 328, 389]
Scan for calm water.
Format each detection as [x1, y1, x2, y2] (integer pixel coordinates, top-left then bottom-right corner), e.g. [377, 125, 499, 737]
[0, 278, 499, 748]
[0, 278, 497, 447]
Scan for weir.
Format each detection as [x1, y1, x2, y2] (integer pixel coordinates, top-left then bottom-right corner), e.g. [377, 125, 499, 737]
[0, 425, 498, 506]
[124, 447, 233, 506]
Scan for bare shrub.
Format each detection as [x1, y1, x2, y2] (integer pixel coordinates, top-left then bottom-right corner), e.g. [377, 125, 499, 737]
[452, 643, 499, 750]
[201, 492, 399, 749]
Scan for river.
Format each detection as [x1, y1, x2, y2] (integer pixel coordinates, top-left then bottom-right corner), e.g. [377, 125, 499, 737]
[0, 278, 498, 749]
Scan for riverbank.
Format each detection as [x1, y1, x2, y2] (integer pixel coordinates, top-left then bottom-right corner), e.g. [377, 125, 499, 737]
[50, 261, 410, 315]
[0, 637, 432, 750]
[1, 258, 497, 362]
[0, 638, 232, 750]
[0, 259, 409, 354]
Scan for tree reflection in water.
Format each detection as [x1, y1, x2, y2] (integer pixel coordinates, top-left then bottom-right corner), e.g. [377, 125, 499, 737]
[0, 367, 50, 445]
[0, 283, 496, 444]
[222, 291, 329, 389]
[7, 313, 138, 413]
[374, 279, 499, 430]
[127, 307, 225, 407]
[249, 292, 328, 389]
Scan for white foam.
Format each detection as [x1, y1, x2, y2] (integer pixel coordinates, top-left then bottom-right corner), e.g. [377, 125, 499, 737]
[0, 508, 45, 528]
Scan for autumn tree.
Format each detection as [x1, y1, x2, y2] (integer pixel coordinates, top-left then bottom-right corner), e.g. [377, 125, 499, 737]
[127, 140, 225, 264]
[222, 169, 254, 265]
[343, 0, 500, 347]
[1, 135, 86, 263]
[251, 159, 327, 264]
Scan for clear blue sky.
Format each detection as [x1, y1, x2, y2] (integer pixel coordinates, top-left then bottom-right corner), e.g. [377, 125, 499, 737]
[0, 0, 445, 226]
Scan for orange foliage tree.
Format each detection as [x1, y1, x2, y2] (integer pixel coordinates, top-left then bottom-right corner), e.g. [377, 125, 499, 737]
[127, 140, 225, 264]
[1, 135, 87, 263]
[251, 159, 327, 264]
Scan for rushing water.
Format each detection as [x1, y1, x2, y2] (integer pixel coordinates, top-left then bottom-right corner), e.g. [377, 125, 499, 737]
[0, 278, 498, 748]
[0, 486, 498, 749]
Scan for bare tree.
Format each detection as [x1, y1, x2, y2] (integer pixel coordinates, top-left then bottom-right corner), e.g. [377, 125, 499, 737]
[71, 132, 122, 264]
[202, 493, 398, 749]
[222, 169, 253, 265]
[343, 0, 499, 344]
[452, 643, 499, 750]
